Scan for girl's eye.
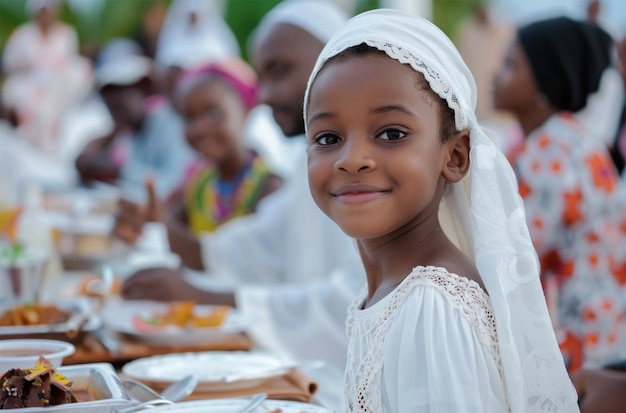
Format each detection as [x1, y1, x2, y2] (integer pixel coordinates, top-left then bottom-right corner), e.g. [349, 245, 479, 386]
[314, 134, 341, 146]
[378, 128, 406, 140]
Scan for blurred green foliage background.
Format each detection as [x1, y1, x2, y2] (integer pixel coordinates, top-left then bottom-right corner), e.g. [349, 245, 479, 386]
[0, 0, 478, 63]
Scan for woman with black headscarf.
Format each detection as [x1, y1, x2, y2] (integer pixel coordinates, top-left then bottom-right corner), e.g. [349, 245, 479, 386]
[493, 16, 626, 374]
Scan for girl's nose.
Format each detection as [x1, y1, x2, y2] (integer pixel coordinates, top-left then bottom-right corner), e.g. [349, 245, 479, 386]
[334, 138, 375, 174]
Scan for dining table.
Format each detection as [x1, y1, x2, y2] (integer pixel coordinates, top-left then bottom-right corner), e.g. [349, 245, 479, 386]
[0, 186, 328, 411]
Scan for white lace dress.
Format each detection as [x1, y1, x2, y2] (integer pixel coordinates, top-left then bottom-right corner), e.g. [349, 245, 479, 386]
[345, 266, 509, 413]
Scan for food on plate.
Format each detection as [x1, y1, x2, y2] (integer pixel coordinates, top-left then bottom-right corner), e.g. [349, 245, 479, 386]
[0, 356, 76, 409]
[132, 301, 230, 332]
[0, 305, 71, 327]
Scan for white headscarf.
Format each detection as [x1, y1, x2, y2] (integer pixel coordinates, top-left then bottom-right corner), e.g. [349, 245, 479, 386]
[156, 0, 239, 69]
[251, 0, 348, 47]
[304, 9, 579, 413]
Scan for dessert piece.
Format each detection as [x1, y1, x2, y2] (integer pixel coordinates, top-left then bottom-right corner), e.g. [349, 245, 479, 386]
[0, 356, 76, 409]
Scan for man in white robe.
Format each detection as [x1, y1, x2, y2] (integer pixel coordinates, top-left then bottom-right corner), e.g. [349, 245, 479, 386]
[118, 1, 365, 410]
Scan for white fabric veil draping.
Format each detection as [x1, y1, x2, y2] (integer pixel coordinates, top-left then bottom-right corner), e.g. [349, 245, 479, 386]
[303, 9, 579, 413]
[156, 0, 240, 68]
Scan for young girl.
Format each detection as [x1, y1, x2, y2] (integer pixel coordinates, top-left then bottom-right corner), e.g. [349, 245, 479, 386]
[176, 58, 283, 234]
[114, 57, 282, 267]
[304, 9, 578, 412]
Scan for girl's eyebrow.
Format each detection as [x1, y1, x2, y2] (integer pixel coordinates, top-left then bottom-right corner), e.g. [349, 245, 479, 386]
[371, 104, 416, 118]
[308, 104, 417, 126]
[307, 111, 335, 125]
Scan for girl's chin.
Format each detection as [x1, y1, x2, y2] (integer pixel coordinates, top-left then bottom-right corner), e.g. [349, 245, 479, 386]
[335, 225, 380, 241]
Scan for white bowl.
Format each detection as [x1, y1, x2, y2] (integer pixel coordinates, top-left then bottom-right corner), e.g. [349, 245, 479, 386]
[0, 339, 75, 374]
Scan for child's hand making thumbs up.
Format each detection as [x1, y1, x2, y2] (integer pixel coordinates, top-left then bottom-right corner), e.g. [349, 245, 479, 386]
[113, 176, 204, 271]
[113, 177, 165, 245]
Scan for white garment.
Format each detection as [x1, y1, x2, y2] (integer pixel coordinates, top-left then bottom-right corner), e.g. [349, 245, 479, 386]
[2, 22, 78, 75]
[304, 9, 578, 412]
[575, 66, 625, 147]
[201, 137, 364, 411]
[0, 121, 76, 198]
[346, 267, 507, 412]
[156, 0, 239, 68]
[2, 22, 92, 155]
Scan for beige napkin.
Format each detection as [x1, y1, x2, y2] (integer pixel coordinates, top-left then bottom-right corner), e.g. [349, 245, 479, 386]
[147, 368, 318, 403]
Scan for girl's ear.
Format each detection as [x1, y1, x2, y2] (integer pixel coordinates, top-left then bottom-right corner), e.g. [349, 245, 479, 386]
[442, 130, 470, 183]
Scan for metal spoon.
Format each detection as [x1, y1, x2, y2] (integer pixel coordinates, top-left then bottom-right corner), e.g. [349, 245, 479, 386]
[124, 374, 197, 403]
[161, 374, 197, 402]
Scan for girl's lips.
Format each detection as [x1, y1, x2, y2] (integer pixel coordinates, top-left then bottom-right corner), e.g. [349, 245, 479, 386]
[332, 184, 389, 204]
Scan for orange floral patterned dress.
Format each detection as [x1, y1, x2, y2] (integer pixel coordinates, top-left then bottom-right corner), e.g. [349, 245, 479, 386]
[512, 113, 626, 371]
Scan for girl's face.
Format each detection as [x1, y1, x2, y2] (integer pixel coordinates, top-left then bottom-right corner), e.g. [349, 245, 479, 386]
[492, 40, 540, 114]
[181, 78, 248, 163]
[306, 53, 450, 240]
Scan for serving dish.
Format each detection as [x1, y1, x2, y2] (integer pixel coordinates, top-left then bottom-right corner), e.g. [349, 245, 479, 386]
[0, 339, 75, 372]
[2, 363, 132, 412]
[0, 297, 102, 342]
[102, 300, 249, 346]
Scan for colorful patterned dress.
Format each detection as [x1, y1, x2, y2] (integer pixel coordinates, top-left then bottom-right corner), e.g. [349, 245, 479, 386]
[184, 152, 274, 234]
[511, 112, 626, 371]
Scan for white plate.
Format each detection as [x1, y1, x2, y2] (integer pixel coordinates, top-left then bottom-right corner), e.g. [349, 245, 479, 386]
[122, 351, 292, 392]
[102, 300, 249, 346]
[144, 398, 332, 413]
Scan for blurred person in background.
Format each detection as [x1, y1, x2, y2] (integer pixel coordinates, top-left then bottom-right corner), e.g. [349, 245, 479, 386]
[493, 16, 626, 372]
[116, 57, 283, 242]
[75, 49, 195, 198]
[489, 0, 626, 160]
[114, 2, 364, 410]
[154, 0, 300, 181]
[2, 0, 92, 157]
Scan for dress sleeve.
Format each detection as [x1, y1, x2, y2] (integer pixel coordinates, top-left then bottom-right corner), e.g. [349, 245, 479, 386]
[382, 288, 508, 413]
